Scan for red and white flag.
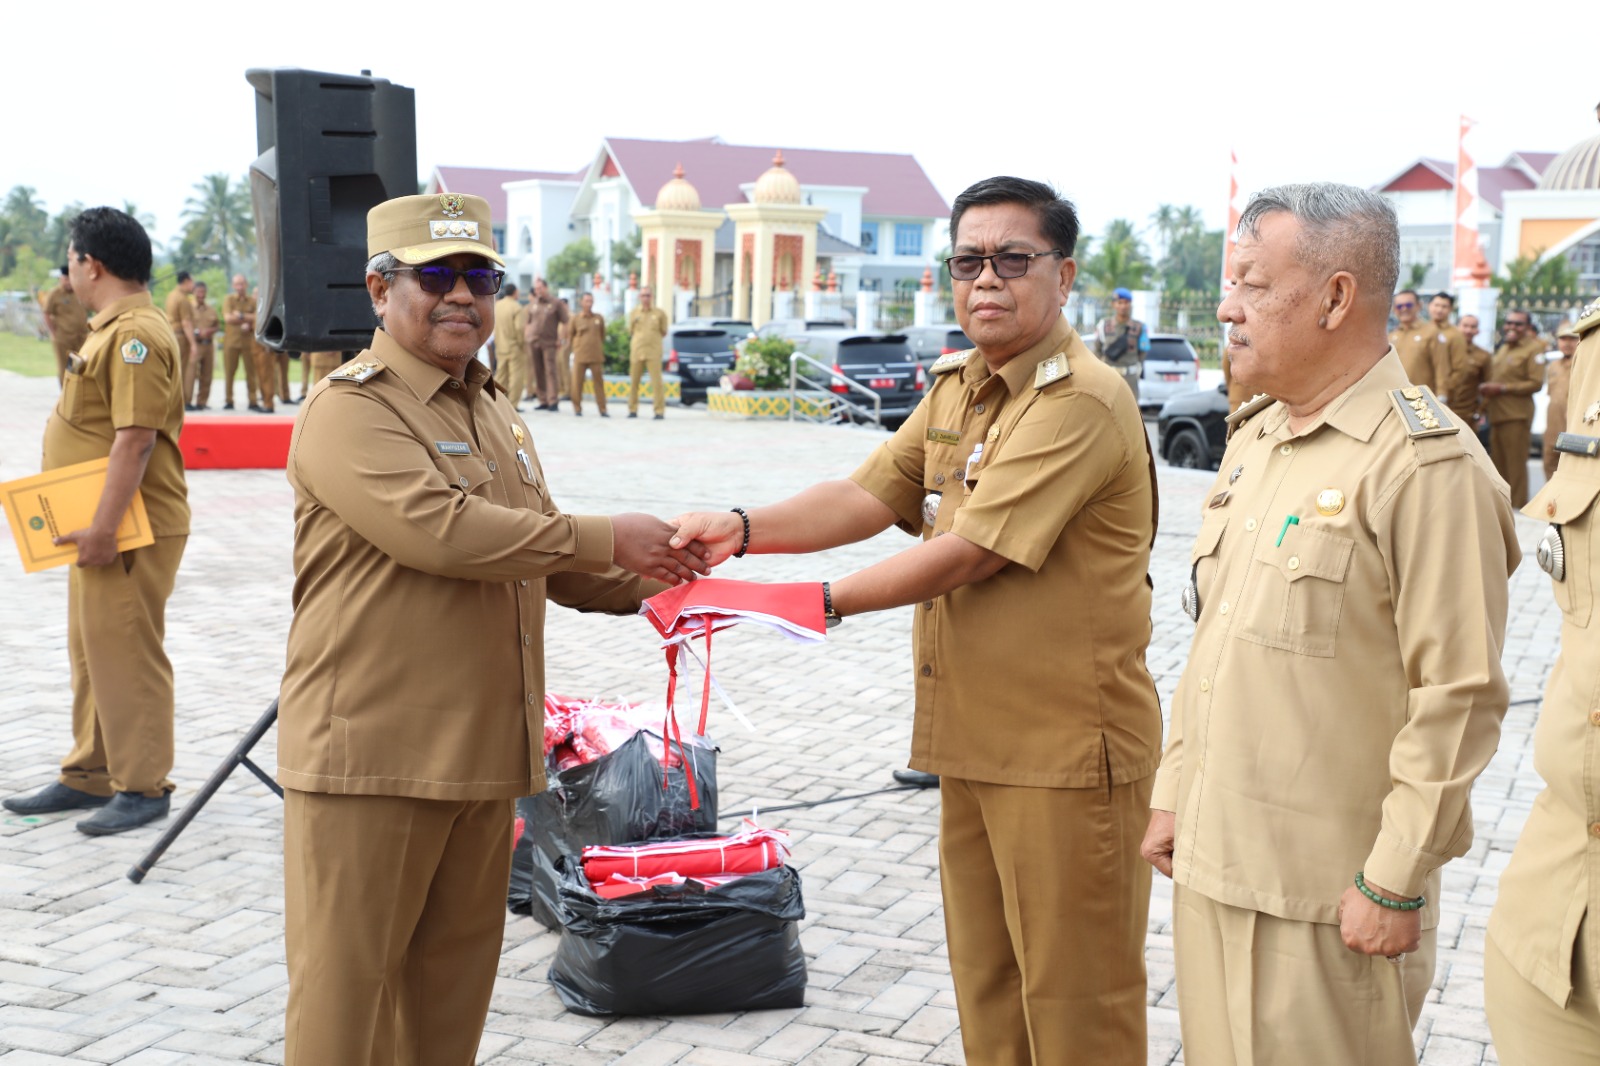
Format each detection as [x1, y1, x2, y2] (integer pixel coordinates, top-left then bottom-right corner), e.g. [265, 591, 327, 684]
[1222, 149, 1242, 294]
[1452, 116, 1486, 288]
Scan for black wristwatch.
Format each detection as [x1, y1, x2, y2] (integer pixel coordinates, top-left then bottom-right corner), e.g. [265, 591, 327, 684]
[822, 581, 842, 628]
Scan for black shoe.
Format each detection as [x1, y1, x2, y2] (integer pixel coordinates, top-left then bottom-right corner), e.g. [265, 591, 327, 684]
[653, 414, 664, 421]
[184, 404, 198, 412]
[599, 411, 610, 418]
[76, 792, 170, 836]
[3, 782, 111, 815]
[891, 769, 940, 789]
[281, 396, 299, 405]
[247, 404, 264, 412]
[223, 403, 235, 410]
[628, 412, 638, 419]
[573, 410, 583, 417]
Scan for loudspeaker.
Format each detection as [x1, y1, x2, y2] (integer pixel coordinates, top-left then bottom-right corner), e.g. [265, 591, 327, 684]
[246, 68, 417, 352]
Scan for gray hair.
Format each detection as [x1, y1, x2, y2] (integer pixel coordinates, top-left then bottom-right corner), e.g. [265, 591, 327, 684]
[365, 251, 401, 322]
[1236, 183, 1399, 304]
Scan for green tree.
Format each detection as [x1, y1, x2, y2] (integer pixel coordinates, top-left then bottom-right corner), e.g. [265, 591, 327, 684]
[42, 203, 84, 264]
[0, 185, 49, 275]
[603, 314, 632, 374]
[609, 229, 641, 286]
[1081, 219, 1151, 294]
[1493, 250, 1582, 294]
[180, 173, 253, 276]
[1159, 227, 1224, 299]
[546, 238, 598, 290]
[735, 336, 795, 390]
[1404, 263, 1431, 291]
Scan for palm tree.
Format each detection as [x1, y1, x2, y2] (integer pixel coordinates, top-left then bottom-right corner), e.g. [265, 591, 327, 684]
[0, 186, 48, 274]
[42, 203, 83, 264]
[1082, 219, 1152, 294]
[121, 201, 158, 232]
[180, 174, 253, 275]
[1149, 204, 1179, 262]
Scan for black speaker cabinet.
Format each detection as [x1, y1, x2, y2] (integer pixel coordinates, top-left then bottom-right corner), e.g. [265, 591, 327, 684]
[246, 68, 417, 352]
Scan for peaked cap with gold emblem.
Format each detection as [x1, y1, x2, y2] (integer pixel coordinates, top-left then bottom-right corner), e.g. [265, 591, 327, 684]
[367, 193, 505, 267]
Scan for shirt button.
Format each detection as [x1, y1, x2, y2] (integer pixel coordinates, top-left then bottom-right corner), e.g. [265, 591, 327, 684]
[920, 664, 933, 677]
[1199, 678, 1211, 692]
[449, 380, 461, 389]
[1591, 822, 1600, 839]
[527, 693, 537, 704]
[1245, 517, 1258, 532]
[953, 467, 964, 479]
[488, 461, 497, 472]
[974, 402, 986, 414]
[519, 579, 528, 587]
[1590, 710, 1600, 727]
[523, 633, 532, 646]
[458, 476, 469, 488]
[1279, 444, 1294, 456]
[1218, 601, 1230, 615]
[934, 473, 945, 486]
[923, 601, 934, 610]
[1287, 556, 1300, 571]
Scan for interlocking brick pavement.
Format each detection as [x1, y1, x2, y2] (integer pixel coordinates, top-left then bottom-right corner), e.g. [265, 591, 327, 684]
[0, 367, 1557, 1064]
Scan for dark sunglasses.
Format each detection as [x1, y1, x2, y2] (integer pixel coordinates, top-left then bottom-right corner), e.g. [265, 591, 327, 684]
[1393, 301, 1416, 310]
[944, 249, 1063, 281]
[389, 265, 504, 296]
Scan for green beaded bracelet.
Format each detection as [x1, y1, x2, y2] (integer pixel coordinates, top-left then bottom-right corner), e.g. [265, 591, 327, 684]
[1355, 871, 1425, 911]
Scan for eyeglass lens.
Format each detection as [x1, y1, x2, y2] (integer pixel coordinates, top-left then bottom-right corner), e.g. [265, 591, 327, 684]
[416, 266, 504, 296]
[947, 253, 1036, 281]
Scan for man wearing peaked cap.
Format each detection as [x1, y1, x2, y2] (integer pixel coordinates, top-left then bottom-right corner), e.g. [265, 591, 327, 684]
[275, 192, 710, 1064]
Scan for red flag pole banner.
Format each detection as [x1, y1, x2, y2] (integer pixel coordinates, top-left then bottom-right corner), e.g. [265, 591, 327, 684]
[1223, 148, 1241, 296]
[1452, 115, 1487, 288]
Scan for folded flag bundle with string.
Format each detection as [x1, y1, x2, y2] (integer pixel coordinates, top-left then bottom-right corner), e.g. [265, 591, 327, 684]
[581, 821, 791, 899]
[542, 695, 704, 771]
[639, 580, 827, 808]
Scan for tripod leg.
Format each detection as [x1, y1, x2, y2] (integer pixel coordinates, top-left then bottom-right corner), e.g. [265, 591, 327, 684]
[127, 699, 279, 884]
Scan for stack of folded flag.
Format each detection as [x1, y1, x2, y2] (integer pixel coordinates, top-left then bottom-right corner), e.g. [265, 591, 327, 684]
[581, 821, 791, 900]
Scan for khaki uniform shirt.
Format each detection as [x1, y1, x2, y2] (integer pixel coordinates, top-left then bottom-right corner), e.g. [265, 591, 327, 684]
[1486, 335, 1546, 424]
[1092, 317, 1146, 370]
[1546, 353, 1574, 439]
[1490, 308, 1600, 1006]
[222, 292, 254, 350]
[493, 296, 527, 357]
[277, 328, 660, 801]
[193, 300, 218, 345]
[41, 292, 190, 537]
[526, 293, 569, 346]
[570, 311, 606, 364]
[850, 317, 1162, 787]
[164, 287, 195, 352]
[1154, 350, 1517, 926]
[1389, 320, 1444, 393]
[43, 285, 89, 351]
[627, 306, 669, 362]
[1443, 334, 1491, 422]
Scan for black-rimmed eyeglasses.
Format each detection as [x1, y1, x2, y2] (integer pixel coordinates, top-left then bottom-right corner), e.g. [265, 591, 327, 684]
[944, 250, 1064, 281]
[387, 265, 505, 296]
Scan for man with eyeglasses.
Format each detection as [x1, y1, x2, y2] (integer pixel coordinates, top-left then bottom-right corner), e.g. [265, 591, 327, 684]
[1481, 309, 1546, 506]
[670, 176, 1161, 1063]
[275, 192, 711, 1064]
[1388, 288, 1445, 394]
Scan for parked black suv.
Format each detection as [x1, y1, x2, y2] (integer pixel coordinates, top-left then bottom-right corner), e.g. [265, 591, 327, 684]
[779, 327, 926, 428]
[902, 325, 972, 370]
[1157, 383, 1230, 470]
[666, 327, 740, 405]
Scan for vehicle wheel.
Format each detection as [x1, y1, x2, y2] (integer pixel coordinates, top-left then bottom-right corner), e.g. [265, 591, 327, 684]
[1165, 427, 1211, 470]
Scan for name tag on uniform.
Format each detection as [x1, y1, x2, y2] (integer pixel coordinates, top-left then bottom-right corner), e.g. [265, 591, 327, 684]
[1554, 432, 1600, 458]
[435, 441, 472, 456]
[927, 428, 961, 446]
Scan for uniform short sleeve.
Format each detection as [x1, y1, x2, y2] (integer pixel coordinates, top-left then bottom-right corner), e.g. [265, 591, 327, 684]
[849, 389, 933, 534]
[105, 321, 181, 431]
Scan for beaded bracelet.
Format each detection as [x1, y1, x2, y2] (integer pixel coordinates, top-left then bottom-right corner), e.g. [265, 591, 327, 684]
[730, 507, 750, 558]
[1355, 871, 1425, 911]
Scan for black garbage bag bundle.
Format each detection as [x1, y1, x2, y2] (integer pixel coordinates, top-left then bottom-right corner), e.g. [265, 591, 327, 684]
[546, 853, 808, 1016]
[509, 729, 719, 929]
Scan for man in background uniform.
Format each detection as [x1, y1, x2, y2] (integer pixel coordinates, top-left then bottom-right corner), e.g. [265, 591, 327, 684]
[1540, 325, 1580, 481]
[1389, 288, 1443, 392]
[568, 291, 608, 417]
[221, 274, 259, 411]
[189, 281, 218, 410]
[524, 276, 569, 411]
[626, 287, 669, 420]
[1, 207, 190, 836]
[164, 271, 198, 407]
[1143, 184, 1516, 1064]
[247, 287, 278, 414]
[276, 193, 707, 1064]
[1482, 309, 1546, 506]
[493, 281, 528, 410]
[43, 264, 90, 386]
[1092, 285, 1149, 401]
[304, 351, 344, 387]
[672, 176, 1162, 1064]
[1486, 301, 1600, 1065]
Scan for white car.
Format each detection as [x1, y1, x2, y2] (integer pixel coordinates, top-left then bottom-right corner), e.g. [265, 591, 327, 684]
[1139, 333, 1201, 412]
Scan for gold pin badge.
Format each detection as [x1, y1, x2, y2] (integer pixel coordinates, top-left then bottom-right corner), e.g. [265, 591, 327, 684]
[1316, 488, 1345, 516]
[986, 425, 1000, 444]
[1402, 386, 1422, 401]
[1585, 400, 1600, 424]
[511, 423, 525, 445]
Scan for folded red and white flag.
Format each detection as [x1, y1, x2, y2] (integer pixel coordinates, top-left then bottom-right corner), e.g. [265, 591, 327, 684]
[640, 578, 827, 647]
[581, 822, 791, 888]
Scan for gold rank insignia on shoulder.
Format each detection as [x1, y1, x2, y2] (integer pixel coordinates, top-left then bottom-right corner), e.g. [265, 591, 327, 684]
[1388, 385, 1458, 437]
[327, 360, 384, 383]
[1034, 352, 1071, 389]
[1224, 392, 1273, 439]
[929, 350, 969, 375]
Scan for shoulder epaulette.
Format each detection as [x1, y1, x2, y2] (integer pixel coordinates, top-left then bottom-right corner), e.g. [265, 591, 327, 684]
[1224, 392, 1273, 439]
[326, 359, 385, 384]
[929, 349, 970, 375]
[1576, 296, 1600, 337]
[1034, 352, 1072, 390]
[1388, 384, 1459, 438]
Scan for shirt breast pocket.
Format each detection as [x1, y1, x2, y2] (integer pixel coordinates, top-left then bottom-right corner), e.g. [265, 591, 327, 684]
[1237, 524, 1355, 657]
[58, 369, 85, 424]
[435, 455, 493, 499]
[1528, 471, 1600, 627]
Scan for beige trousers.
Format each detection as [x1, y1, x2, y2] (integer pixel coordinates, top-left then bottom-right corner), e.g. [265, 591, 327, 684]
[60, 535, 186, 797]
[1490, 418, 1532, 507]
[629, 356, 666, 416]
[496, 344, 529, 410]
[1172, 884, 1434, 1065]
[571, 359, 607, 415]
[939, 774, 1152, 1066]
[531, 340, 564, 405]
[1486, 923, 1600, 1065]
[222, 341, 258, 407]
[283, 790, 513, 1066]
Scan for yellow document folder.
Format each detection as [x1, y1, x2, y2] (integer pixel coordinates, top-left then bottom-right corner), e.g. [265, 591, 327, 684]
[0, 458, 155, 573]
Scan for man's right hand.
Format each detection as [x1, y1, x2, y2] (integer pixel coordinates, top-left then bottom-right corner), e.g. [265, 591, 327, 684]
[612, 513, 711, 585]
[669, 511, 746, 566]
[1141, 809, 1176, 878]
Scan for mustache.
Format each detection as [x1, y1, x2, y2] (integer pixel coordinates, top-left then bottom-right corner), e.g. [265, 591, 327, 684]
[430, 307, 481, 327]
[1228, 330, 1250, 348]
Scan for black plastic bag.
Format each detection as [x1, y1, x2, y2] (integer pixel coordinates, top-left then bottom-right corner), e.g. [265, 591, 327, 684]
[509, 730, 719, 928]
[547, 855, 807, 1016]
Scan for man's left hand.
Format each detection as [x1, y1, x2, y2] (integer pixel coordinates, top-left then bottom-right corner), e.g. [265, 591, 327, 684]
[1337, 883, 1422, 957]
[55, 526, 120, 567]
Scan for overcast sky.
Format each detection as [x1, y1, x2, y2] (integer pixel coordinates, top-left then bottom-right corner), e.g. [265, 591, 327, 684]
[7, 0, 1595, 253]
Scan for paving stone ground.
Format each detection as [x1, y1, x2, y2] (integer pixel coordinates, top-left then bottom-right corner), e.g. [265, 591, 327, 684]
[0, 367, 1557, 1064]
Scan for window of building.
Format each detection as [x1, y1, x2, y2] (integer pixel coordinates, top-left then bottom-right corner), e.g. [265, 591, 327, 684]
[894, 223, 922, 257]
[519, 226, 533, 254]
[859, 222, 879, 255]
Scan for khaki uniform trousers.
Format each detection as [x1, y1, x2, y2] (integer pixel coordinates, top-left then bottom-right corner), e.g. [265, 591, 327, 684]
[496, 344, 529, 410]
[1486, 923, 1600, 1065]
[252, 344, 277, 411]
[307, 352, 342, 387]
[186, 340, 215, 407]
[1543, 396, 1569, 480]
[59, 535, 186, 798]
[277, 352, 292, 402]
[939, 774, 1151, 1066]
[1172, 885, 1435, 1066]
[531, 340, 563, 406]
[223, 341, 258, 408]
[571, 359, 607, 415]
[1490, 418, 1533, 507]
[629, 356, 667, 416]
[283, 790, 513, 1066]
